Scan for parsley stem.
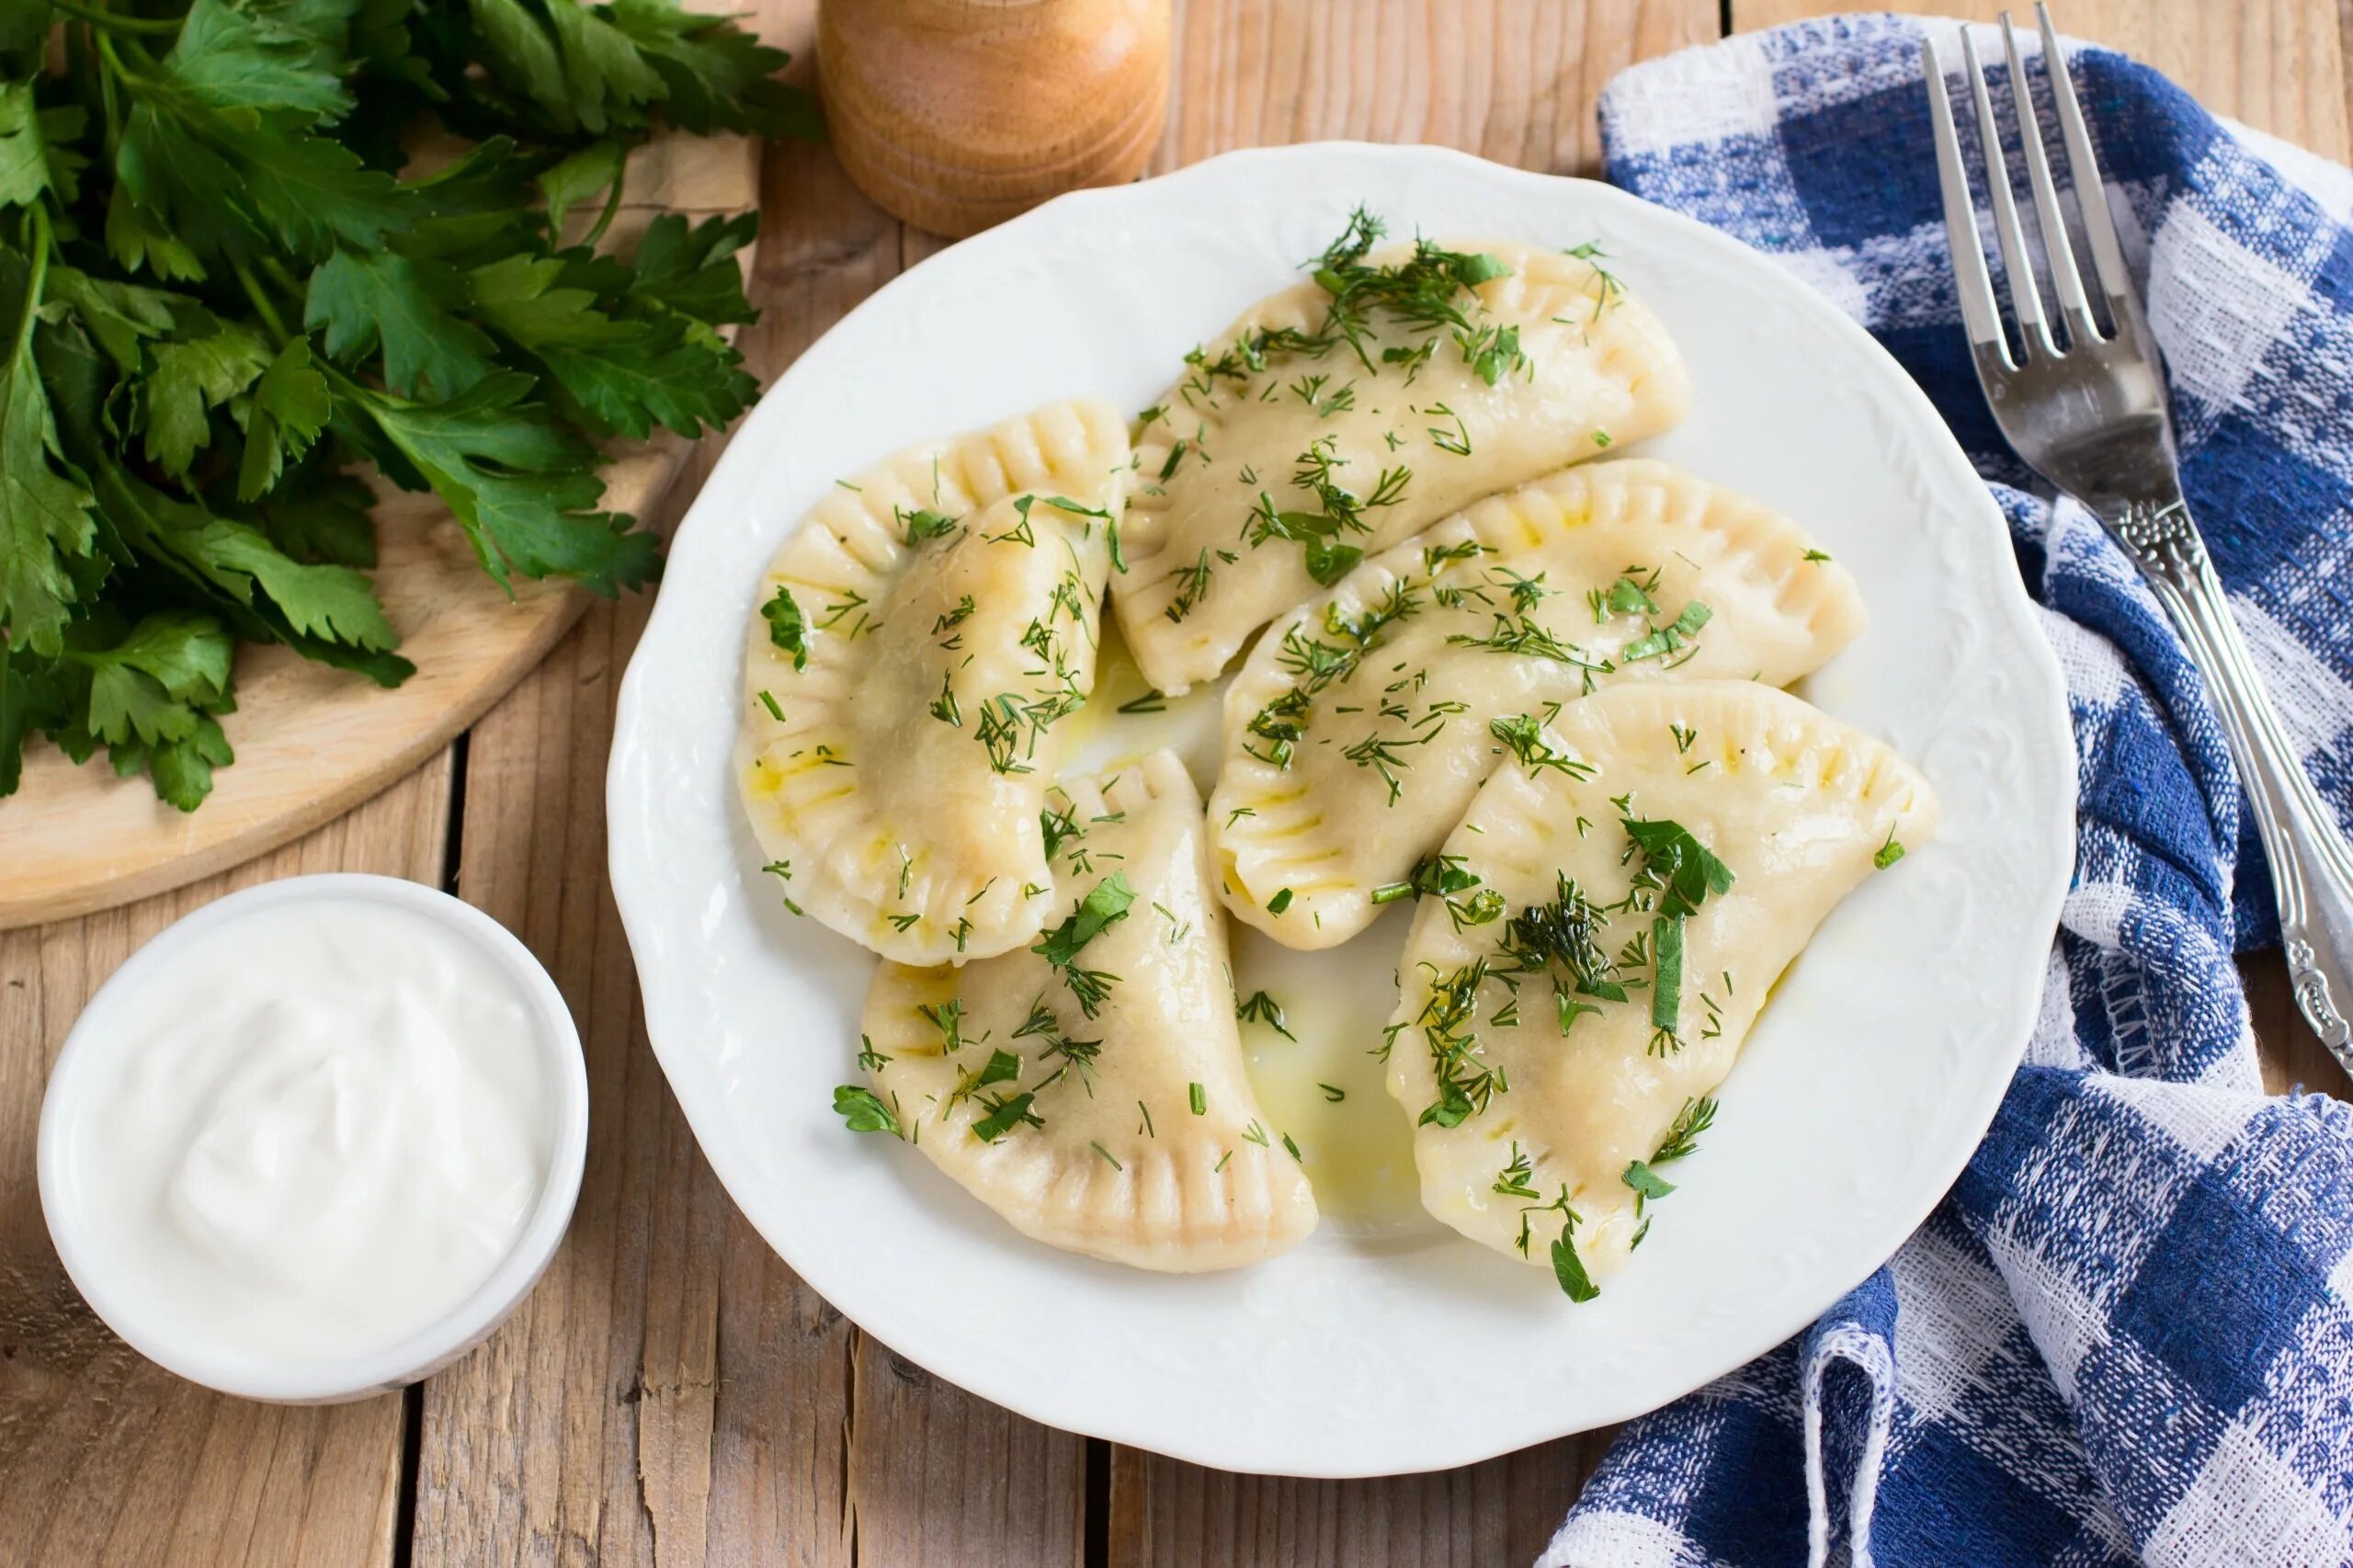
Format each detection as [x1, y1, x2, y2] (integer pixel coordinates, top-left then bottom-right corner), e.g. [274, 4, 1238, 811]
[578, 159, 631, 250]
[12, 205, 50, 364]
[230, 257, 290, 348]
[52, 0, 184, 34]
[90, 26, 162, 87]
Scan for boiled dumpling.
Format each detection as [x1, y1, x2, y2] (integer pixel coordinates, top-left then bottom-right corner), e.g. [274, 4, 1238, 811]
[1111, 221, 1689, 696]
[857, 750, 1319, 1270]
[1211, 460, 1865, 949]
[1382, 681, 1936, 1295]
[736, 399, 1129, 964]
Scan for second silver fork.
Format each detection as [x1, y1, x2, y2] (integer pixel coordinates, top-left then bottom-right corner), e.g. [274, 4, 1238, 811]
[1925, 4, 2353, 1075]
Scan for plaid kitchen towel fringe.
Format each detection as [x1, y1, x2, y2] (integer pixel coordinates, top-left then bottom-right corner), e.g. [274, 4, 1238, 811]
[1544, 16, 2353, 1568]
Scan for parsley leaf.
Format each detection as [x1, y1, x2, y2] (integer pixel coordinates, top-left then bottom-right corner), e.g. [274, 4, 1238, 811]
[345, 371, 660, 596]
[0, 0, 814, 810]
[1621, 1159, 1677, 1201]
[304, 249, 496, 401]
[1551, 1222, 1600, 1302]
[1621, 817, 1735, 916]
[1033, 871, 1136, 967]
[833, 1085, 903, 1137]
[0, 239, 97, 658]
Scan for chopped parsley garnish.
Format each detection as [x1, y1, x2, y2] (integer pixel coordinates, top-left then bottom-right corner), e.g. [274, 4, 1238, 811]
[1090, 1141, 1123, 1171]
[1267, 888, 1295, 915]
[1803, 548, 1833, 562]
[1874, 830, 1907, 869]
[1318, 1083, 1346, 1103]
[762, 587, 808, 671]
[1036, 872, 1136, 963]
[1371, 851, 1479, 904]
[833, 1085, 903, 1137]
[1551, 1220, 1600, 1302]
[1370, 852, 1504, 930]
[1188, 1082, 1207, 1116]
[1596, 570, 1660, 620]
[1622, 817, 1735, 916]
[1620, 600, 1713, 664]
[1621, 1159, 1677, 1205]
[1245, 436, 1409, 585]
[898, 506, 960, 545]
[1455, 323, 1527, 386]
[971, 1092, 1041, 1142]
[1649, 913, 1685, 1047]
[1118, 688, 1170, 714]
[954, 1048, 1023, 1101]
[1031, 872, 1135, 1017]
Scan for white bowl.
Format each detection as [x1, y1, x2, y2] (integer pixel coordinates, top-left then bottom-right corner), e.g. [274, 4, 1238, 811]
[37, 873, 589, 1403]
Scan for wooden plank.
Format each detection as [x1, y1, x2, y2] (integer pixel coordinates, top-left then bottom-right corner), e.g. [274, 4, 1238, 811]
[1104, 3, 1715, 1562]
[408, 6, 1086, 1563]
[1109, 1441, 1608, 1568]
[1160, 0, 1712, 175]
[0, 756, 449, 1567]
[847, 1339, 1086, 1564]
[1735, 0, 2352, 1099]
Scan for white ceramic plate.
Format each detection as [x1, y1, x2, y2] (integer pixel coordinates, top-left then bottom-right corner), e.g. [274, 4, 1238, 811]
[608, 142, 2074, 1477]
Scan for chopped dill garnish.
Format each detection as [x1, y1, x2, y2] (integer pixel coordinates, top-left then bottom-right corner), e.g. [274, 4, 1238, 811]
[1236, 989, 1297, 1040]
[758, 859, 804, 916]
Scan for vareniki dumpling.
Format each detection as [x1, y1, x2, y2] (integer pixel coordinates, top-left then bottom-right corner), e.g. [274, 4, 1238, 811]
[1211, 460, 1866, 949]
[736, 399, 1130, 965]
[1111, 223, 1689, 696]
[858, 751, 1319, 1271]
[1383, 681, 1936, 1293]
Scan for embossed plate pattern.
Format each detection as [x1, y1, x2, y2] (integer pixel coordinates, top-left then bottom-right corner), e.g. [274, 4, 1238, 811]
[608, 143, 2075, 1476]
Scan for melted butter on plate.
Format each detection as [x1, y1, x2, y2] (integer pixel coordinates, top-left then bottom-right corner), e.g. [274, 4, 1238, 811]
[1069, 619, 1424, 1232]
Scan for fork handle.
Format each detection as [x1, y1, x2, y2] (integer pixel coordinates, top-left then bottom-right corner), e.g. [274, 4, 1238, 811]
[2113, 496, 2353, 1074]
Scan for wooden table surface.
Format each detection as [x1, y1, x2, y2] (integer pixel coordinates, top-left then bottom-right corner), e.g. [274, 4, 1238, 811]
[6, 2, 2347, 1563]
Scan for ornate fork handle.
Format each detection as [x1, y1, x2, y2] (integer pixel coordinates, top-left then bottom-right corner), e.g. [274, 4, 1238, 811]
[2110, 496, 2353, 1067]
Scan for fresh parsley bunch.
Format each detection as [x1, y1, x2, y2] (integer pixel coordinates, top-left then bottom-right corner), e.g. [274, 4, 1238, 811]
[0, 0, 819, 808]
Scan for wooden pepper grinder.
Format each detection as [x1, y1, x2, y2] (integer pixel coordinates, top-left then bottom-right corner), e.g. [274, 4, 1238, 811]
[820, 0, 1172, 238]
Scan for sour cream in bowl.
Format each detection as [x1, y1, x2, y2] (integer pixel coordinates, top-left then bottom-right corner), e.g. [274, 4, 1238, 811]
[38, 874, 588, 1403]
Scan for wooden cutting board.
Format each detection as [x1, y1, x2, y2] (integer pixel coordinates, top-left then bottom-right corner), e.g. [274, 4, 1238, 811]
[0, 130, 762, 930]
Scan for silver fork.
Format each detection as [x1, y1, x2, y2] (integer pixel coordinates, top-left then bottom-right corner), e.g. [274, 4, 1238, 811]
[1925, 4, 2353, 1075]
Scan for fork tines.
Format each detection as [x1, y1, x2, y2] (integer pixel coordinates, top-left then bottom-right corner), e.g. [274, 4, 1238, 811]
[1923, 3, 2134, 365]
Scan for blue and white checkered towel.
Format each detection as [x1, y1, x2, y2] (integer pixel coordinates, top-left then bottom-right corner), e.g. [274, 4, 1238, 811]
[1544, 16, 2353, 1568]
